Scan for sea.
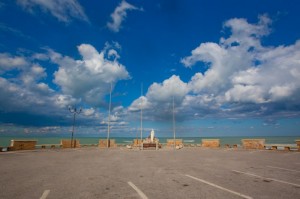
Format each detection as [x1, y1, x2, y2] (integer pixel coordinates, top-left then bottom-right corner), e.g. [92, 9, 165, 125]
[0, 136, 299, 147]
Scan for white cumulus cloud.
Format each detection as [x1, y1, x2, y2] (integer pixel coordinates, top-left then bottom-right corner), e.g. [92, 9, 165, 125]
[182, 14, 300, 106]
[107, 0, 142, 32]
[146, 75, 189, 103]
[0, 53, 28, 73]
[52, 43, 130, 106]
[129, 14, 300, 121]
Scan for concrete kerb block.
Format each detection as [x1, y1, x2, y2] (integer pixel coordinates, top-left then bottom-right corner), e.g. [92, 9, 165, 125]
[296, 140, 300, 151]
[284, 146, 290, 151]
[271, 146, 278, 150]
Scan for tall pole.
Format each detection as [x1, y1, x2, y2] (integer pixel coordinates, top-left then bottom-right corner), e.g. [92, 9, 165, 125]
[140, 83, 143, 149]
[173, 96, 176, 149]
[72, 113, 75, 147]
[69, 107, 82, 148]
[107, 82, 112, 148]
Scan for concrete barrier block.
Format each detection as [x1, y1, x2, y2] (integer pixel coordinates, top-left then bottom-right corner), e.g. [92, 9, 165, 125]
[10, 140, 37, 150]
[166, 139, 183, 147]
[133, 139, 142, 147]
[242, 139, 265, 149]
[201, 139, 220, 148]
[98, 139, 117, 148]
[60, 140, 80, 148]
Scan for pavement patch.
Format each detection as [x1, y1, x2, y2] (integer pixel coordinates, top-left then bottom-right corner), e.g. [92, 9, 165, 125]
[185, 174, 253, 199]
[267, 166, 300, 173]
[232, 170, 300, 188]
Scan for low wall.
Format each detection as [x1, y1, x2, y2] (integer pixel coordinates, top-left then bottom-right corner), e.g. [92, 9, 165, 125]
[10, 140, 37, 150]
[201, 139, 220, 148]
[166, 139, 183, 147]
[99, 139, 117, 148]
[242, 139, 265, 149]
[60, 140, 80, 148]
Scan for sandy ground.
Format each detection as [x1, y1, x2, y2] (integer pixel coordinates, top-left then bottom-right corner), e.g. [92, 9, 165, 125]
[0, 147, 299, 199]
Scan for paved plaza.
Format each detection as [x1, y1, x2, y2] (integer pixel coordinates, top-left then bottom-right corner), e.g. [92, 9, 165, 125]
[0, 147, 299, 199]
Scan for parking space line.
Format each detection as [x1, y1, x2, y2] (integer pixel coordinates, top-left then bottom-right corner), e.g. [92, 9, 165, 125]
[40, 190, 50, 199]
[128, 181, 148, 199]
[267, 166, 300, 173]
[185, 174, 253, 199]
[232, 170, 300, 187]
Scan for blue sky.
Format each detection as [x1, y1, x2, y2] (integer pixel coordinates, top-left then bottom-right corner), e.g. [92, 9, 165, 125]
[0, 0, 300, 137]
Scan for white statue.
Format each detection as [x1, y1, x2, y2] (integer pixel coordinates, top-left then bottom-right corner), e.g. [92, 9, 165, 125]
[150, 129, 155, 143]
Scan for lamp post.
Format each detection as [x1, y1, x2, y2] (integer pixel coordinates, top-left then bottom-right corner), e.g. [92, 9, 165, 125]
[69, 107, 82, 148]
[140, 83, 143, 149]
[107, 83, 113, 148]
[173, 96, 176, 149]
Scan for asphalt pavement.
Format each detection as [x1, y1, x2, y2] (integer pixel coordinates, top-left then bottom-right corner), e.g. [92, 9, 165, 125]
[0, 147, 299, 199]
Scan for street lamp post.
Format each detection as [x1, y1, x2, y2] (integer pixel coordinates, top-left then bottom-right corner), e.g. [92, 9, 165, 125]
[107, 83, 113, 148]
[69, 107, 82, 148]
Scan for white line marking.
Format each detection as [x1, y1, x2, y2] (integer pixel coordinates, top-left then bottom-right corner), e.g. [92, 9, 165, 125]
[40, 190, 50, 199]
[267, 166, 300, 173]
[185, 174, 253, 199]
[232, 170, 300, 187]
[128, 181, 148, 199]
